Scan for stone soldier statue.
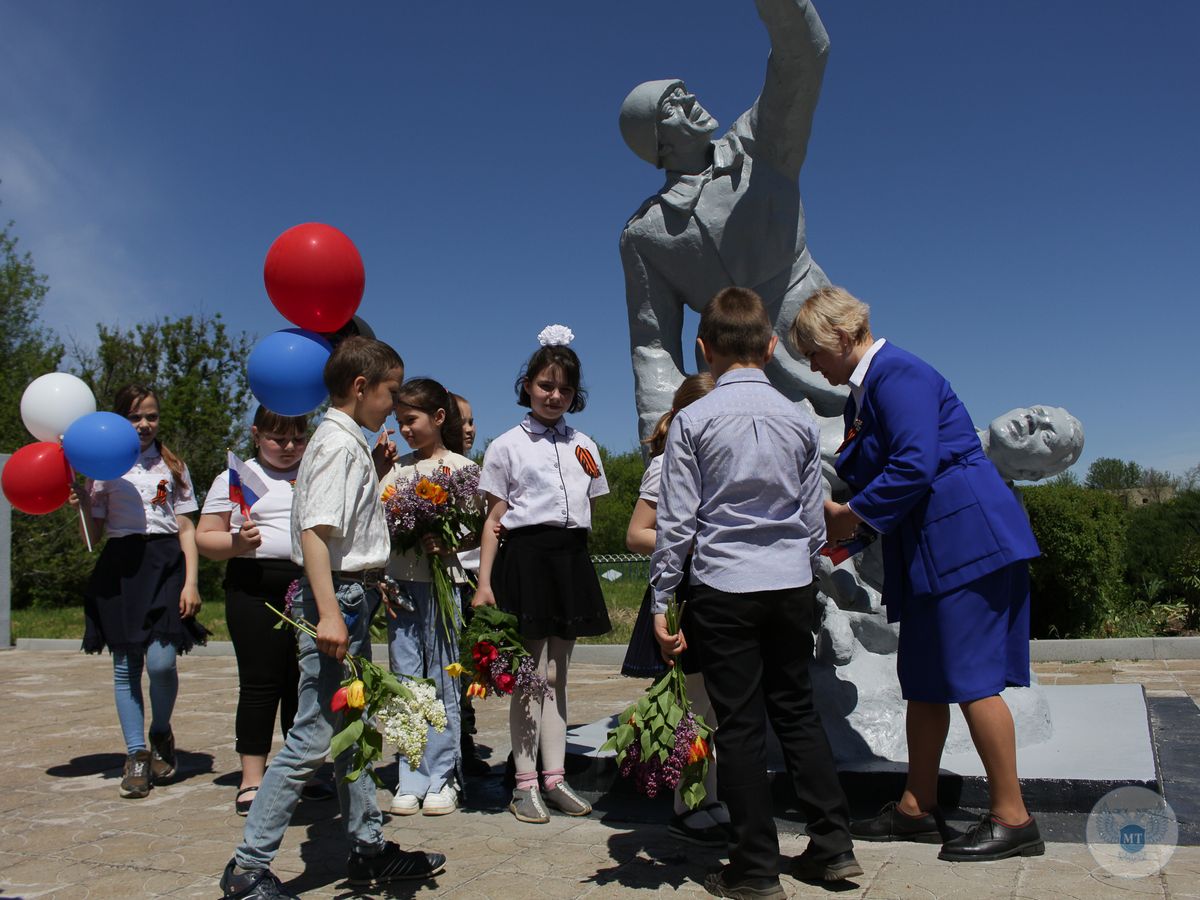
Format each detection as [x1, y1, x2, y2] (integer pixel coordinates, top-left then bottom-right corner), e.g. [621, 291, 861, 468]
[620, 0, 846, 441]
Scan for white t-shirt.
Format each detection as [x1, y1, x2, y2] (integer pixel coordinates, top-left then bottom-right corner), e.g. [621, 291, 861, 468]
[380, 450, 479, 583]
[290, 409, 390, 572]
[479, 414, 608, 531]
[638, 454, 663, 504]
[89, 445, 197, 537]
[202, 457, 299, 560]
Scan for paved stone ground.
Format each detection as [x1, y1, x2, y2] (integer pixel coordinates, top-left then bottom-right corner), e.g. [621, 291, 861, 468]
[1, 650, 1198, 899]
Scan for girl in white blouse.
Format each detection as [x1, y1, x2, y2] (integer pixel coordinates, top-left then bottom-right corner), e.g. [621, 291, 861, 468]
[475, 330, 611, 824]
[72, 384, 206, 800]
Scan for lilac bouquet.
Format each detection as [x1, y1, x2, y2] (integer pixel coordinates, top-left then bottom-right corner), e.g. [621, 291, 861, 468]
[601, 598, 714, 808]
[381, 464, 482, 642]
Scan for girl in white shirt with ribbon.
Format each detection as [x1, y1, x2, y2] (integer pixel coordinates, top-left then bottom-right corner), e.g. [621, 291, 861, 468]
[72, 384, 206, 800]
[475, 325, 611, 824]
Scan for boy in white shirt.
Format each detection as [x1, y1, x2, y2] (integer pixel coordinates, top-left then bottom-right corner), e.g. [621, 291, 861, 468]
[221, 337, 446, 899]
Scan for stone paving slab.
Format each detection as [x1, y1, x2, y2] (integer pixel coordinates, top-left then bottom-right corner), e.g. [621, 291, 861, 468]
[0, 650, 1197, 898]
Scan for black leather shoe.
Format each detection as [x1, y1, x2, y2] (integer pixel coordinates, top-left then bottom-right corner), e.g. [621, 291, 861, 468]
[851, 800, 943, 843]
[791, 849, 864, 882]
[938, 813, 1045, 862]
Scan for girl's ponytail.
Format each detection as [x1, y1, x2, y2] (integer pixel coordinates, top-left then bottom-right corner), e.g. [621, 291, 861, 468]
[640, 373, 717, 459]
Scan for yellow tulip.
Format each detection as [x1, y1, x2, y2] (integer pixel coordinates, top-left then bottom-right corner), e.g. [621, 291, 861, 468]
[445, 662, 465, 678]
[345, 679, 366, 710]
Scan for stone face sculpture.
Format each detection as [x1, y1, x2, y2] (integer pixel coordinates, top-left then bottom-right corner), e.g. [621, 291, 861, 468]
[978, 406, 1085, 483]
[619, 0, 847, 441]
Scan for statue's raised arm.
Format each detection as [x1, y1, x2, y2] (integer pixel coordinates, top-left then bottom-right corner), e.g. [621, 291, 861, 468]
[618, 0, 846, 444]
[746, 0, 830, 179]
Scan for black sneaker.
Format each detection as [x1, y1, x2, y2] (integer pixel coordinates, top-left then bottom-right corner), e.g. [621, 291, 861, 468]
[119, 749, 152, 799]
[219, 859, 299, 899]
[149, 728, 177, 783]
[346, 841, 446, 887]
[791, 848, 864, 882]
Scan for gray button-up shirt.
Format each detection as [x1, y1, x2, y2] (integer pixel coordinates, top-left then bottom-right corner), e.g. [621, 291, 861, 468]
[651, 367, 826, 613]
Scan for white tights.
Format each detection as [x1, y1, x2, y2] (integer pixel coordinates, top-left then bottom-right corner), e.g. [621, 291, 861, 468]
[511, 636, 573, 788]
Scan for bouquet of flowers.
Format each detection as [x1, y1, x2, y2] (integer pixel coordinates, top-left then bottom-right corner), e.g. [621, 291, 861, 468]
[455, 605, 550, 700]
[600, 598, 714, 809]
[269, 605, 446, 783]
[382, 465, 483, 643]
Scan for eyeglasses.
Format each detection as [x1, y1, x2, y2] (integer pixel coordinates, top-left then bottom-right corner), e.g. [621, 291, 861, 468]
[261, 434, 308, 447]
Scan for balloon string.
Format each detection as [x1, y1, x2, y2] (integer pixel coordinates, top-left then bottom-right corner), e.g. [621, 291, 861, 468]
[67, 462, 93, 553]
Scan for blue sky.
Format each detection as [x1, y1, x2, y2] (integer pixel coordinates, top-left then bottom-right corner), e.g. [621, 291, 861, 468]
[2, 1, 1197, 476]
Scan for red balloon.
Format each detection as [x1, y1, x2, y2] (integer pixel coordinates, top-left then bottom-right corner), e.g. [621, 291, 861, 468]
[2, 442, 72, 515]
[264, 223, 365, 332]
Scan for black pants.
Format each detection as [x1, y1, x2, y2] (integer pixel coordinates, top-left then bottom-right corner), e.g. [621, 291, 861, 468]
[225, 558, 302, 756]
[689, 581, 853, 882]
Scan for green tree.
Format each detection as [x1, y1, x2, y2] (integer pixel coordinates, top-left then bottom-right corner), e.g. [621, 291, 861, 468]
[590, 446, 645, 555]
[1124, 490, 1200, 588]
[1085, 457, 1144, 491]
[0, 217, 64, 452]
[71, 315, 254, 501]
[1021, 483, 1128, 638]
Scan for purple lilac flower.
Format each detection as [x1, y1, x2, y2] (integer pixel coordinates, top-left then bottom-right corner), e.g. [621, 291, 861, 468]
[514, 655, 552, 699]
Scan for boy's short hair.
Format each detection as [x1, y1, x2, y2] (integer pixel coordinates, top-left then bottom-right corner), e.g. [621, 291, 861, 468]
[697, 287, 773, 361]
[323, 336, 404, 401]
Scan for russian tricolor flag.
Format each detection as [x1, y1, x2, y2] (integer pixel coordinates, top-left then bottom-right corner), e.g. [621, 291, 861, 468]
[228, 451, 270, 519]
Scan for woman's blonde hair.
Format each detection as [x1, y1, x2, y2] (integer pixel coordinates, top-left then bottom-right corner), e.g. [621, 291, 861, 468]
[642, 373, 716, 458]
[789, 286, 873, 355]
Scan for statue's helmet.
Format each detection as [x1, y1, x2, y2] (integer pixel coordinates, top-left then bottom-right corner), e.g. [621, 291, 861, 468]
[619, 79, 684, 167]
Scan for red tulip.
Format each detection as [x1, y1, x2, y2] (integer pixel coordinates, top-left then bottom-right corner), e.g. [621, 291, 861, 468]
[331, 686, 349, 712]
[494, 671, 516, 694]
[472, 641, 498, 665]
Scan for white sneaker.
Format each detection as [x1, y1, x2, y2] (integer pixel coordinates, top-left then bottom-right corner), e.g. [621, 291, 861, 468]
[389, 792, 421, 816]
[421, 781, 459, 816]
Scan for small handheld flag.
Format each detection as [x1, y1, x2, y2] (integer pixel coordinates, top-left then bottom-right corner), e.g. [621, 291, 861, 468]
[819, 528, 878, 566]
[227, 451, 270, 519]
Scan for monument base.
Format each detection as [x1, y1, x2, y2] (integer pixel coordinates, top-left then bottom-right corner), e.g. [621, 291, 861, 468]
[564, 683, 1158, 815]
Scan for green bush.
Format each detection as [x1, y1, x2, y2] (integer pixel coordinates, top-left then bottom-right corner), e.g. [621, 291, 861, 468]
[1124, 490, 1200, 588]
[1021, 483, 1128, 638]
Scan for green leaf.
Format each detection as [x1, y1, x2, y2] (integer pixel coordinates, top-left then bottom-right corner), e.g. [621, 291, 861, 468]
[640, 728, 653, 758]
[330, 718, 364, 759]
[666, 705, 683, 729]
[680, 778, 708, 810]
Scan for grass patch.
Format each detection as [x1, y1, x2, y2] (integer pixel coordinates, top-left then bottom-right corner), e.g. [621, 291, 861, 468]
[13, 603, 232, 643]
[11, 575, 648, 646]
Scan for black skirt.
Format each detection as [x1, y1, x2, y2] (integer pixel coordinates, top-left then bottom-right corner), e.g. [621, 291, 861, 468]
[494, 525, 611, 640]
[621, 562, 700, 678]
[83, 534, 209, 655]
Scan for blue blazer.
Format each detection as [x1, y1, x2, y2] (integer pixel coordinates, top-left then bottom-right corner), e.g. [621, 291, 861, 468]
[835, 342, 1039, 604]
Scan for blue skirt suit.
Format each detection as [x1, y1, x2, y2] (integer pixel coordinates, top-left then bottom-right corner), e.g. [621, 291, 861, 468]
[836, 343, 1040, 704]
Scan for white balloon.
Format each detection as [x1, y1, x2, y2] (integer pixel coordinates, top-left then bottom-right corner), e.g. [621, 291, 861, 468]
[20, 373, 98, 442]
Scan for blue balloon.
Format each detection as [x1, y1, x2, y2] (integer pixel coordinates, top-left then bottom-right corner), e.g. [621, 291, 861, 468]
[63, 412, 141, 480]
[247, 328, 332, 416]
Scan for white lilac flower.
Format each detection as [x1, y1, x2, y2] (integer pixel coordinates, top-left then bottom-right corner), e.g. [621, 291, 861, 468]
[537, 324, 574, 347]
[375, 682, 448, 771]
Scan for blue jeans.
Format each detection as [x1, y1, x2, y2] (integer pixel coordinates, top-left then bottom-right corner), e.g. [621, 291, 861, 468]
[235, 579, 384, 871]
[387, 580, 461, 796]
[112, 639, 178, 753]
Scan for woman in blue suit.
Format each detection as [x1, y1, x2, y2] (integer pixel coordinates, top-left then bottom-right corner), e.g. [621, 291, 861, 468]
[790, 287, 1043, 863]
